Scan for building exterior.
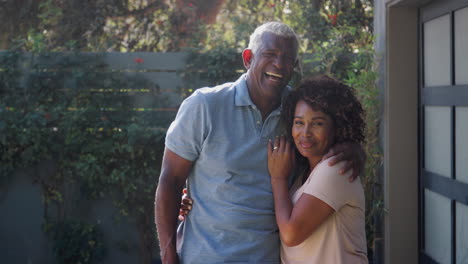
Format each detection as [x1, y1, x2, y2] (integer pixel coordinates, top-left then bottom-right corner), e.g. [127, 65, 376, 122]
[375, 0, 468, 263]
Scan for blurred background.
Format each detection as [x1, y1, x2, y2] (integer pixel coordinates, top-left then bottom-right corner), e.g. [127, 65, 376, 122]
[0, 1, 381, 263]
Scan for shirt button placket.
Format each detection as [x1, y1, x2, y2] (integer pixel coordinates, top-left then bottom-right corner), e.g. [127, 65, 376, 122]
[252, 105, 262, 135]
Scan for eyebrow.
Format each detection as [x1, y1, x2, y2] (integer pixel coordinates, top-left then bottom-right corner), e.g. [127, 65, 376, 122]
[293, 116, 327, 120]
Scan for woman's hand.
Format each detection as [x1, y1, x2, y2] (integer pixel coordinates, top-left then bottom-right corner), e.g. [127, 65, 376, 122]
[267, 136, 295, 181]
[178, 188, 192, 221]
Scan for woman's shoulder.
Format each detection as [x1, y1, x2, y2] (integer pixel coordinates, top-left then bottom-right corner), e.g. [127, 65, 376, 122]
[308, 157, 362, 192]
[313, 157, 352, 179]
[306, 158, 364, 208]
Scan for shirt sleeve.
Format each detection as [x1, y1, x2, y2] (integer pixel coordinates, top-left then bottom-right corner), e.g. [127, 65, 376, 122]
[165, 90, 209, 161]
[302, 159, 354, 211]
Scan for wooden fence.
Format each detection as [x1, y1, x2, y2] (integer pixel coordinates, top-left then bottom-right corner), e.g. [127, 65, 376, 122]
[0, 51, 221, 263]
[1, 52, 193, 117]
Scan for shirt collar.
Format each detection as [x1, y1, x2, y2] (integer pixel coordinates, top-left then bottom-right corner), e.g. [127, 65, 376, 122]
[234, 74, 254, 107]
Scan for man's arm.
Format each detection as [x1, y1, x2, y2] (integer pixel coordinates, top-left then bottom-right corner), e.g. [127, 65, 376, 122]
[155, 148, 193, 264]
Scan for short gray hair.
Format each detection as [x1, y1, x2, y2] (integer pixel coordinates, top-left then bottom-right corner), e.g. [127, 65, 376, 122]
[248, 22, 299, 56]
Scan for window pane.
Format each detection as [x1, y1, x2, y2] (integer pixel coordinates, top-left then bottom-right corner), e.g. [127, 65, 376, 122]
[456, 107, 468, 183]
[424, 14, 451, 87]
[455, 7, 468, 85]
[425, 189, 452, 264]
[457, 202, 468, 264]
[456, 203, 468, 264]
[425, 106, 452, 177]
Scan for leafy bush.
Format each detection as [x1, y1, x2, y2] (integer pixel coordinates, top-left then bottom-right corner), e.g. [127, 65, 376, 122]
[43, 220, 107, 264]
[0, 50, 176, 263]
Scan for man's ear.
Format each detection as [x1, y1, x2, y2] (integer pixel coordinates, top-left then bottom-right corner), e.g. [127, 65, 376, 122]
[242, 49, 253, 70]
[293, 58, 301, 75]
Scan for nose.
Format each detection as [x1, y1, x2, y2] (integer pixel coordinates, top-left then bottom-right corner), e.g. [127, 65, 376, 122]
[303, 124, 313, 137]
[273, 55, 286, 69]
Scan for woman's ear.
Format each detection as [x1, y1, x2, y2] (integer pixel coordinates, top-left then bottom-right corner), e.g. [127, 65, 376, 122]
[242, 49, 253, 70]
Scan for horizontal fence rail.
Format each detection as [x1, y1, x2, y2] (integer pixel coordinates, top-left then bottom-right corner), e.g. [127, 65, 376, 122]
[0, 51, 327, 132]
[0, 52, 213, 132]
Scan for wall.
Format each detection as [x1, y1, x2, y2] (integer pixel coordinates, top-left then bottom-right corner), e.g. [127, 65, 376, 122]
[377, 0, 430, 263]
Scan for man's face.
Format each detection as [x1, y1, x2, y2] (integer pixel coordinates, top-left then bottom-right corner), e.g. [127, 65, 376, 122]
[244, 32, 297, 100]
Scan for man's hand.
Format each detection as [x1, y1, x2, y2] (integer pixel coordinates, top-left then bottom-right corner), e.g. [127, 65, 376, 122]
[322, 142, 365, 182]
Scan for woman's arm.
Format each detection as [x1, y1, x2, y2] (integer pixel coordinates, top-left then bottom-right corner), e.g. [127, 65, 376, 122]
[268, 136, 335, 247]
[272, 184, 334, 247]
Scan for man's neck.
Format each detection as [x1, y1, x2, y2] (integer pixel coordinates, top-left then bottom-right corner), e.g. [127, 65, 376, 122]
[245, 80, 283, 121]
[254, 99, 281, 121]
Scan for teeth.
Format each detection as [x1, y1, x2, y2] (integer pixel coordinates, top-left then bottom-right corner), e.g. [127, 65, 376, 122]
[266, 72, 283, 78]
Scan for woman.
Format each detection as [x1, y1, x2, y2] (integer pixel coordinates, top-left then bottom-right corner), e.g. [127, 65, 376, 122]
[269, 75, 367, 263]
[179, 75, 367, 263]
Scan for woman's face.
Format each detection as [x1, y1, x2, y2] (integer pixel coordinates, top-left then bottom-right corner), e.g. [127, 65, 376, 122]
[292, 100, 335, 164]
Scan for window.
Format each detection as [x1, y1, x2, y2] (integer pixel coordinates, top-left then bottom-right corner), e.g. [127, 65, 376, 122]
[420, 2, 468, 263]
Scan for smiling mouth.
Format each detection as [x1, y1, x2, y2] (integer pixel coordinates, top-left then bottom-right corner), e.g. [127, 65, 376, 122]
[299, 142, 314, 149]
[265, 72, 283, 82]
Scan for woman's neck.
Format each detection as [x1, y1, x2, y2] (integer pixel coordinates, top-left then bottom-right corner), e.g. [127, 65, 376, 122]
[299, 156, 320, 184]
[307, 156, 323, 171]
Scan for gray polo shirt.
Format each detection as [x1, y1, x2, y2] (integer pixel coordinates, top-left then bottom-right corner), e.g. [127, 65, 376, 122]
[165, 75, 288, 263]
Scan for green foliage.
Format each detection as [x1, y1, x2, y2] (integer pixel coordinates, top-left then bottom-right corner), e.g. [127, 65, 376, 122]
[43, 220, 107, 264]
[182, 45, 242, 95]
[1, 0, 380, 262]
[0, 49, 175, 263]
[344, 48, 383, 256]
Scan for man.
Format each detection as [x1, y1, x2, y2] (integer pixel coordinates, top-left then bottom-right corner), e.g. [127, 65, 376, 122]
[155, 22, 362, 263]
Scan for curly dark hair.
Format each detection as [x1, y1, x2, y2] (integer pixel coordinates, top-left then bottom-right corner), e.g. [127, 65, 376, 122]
[281, 75, 365, 167]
